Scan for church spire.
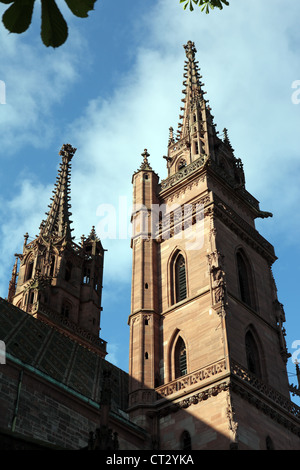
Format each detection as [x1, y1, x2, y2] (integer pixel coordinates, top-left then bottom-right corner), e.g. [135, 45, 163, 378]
[165, 41, 219, 178]
[39, 144, 76, 241]
[178, 40, 205, 140]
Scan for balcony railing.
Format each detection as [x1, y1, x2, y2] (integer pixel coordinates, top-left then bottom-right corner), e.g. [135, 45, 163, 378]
[156, 359, 227, 399]
[231, 360, 300, 420]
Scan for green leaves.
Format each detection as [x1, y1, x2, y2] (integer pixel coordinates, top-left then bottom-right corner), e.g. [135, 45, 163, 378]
[64, 0, 96, 18]
[2, 0, 35, 34]
[0, 0, 229, 48]
[41, 0, 68, 48]
[0, 0, 97, 48]
[180, 0, 229, 13]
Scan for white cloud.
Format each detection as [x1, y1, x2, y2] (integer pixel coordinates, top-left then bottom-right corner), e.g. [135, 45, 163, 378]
[60, 0, 300, 281]
[1, 0, 300, 378]
[1, 1, 299, 275]
[0, 178, 51, 293]
[0, 21, 88, 155]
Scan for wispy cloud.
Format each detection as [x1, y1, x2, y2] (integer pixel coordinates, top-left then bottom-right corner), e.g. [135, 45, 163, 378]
[0, 22, 87, 155]
[0, 0, 300, 374]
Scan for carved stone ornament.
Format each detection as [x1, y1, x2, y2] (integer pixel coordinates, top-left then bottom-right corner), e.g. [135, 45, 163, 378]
[226, 394, 239, 446]
[158, 381, 229, 417]
[207, 250, 227, 306]
[212, 268, 226, 304]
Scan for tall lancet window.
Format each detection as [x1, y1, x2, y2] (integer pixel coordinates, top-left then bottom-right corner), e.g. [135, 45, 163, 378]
[175, 254, 187, 303]
[181, 431, 192, 450]
[175, 336, 187, 378]
[236, 250, 255, 309]
[25, 258, 34, 282]
[245, 330, 262, 379]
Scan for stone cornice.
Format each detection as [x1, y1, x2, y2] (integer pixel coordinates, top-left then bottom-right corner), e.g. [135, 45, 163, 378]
[230, 360, 300, 420]
[151, 359, 300, 437]
[159, 154, 261, 218]
[213, 194, 277, 264]
[160, 288, 210, 317]
[159, 154, 208, 194]
[230, 360, 300, 436]
[155, 359, 228, 401]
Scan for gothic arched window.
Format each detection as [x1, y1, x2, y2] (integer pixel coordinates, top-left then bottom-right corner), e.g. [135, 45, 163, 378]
[61, 300, 72, 318]
[83, 267, 90, 284]
[25, 258, 34, 281]
[266, 435, 275, 450]
[236, 250, 255, 309]
[245, 330, 262, 378]
[178, 159, 187, 171]
[175, 336, 187, 378]
[50, 256, 55, 277]
[65, 261, 72, 281]
[175, 254, 187, 303]
[28, 290, 35, 305]
[181, 430, 192, 450]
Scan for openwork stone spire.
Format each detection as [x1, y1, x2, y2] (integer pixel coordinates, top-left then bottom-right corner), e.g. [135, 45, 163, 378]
[40, 144, 76, 241]
[178, 40, 206, 140]
[164, 40, 220, 180]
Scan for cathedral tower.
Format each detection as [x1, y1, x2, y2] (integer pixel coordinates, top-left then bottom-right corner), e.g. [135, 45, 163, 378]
[128, 41, 300, 449]
[7, 144, 106, 357]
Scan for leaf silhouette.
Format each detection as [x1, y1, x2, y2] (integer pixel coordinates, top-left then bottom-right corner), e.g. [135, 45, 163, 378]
[0, 0, 97, 48]
[2, 0, 35, 34]
[64, 0, 96, 18]
[41, 0, 68, 48]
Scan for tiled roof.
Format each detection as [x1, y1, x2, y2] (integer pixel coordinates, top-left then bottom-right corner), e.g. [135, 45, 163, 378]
[0, 297, 128, 411]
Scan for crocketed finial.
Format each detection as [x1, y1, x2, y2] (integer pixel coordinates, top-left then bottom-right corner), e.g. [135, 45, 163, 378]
[59, 143, 77, 162]
[140, 149, 152, 170]
[183, 40, 197, 60]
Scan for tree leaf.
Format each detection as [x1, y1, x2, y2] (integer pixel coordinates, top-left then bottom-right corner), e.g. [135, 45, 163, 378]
[41, 0, 68, 48]
[185, 0, 230, 12]
[64, 0, 96, 18]
[2, 0, 35, 34]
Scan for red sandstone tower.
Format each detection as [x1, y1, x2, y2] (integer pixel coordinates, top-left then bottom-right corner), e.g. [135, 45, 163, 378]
[7, 144, 107, 357]
[128, 41, 300, 449]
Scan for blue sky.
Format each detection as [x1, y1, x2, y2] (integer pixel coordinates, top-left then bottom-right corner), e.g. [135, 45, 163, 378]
[0, 0, 299, 402]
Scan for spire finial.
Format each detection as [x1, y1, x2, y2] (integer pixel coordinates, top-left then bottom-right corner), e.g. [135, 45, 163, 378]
[168, 127, 175, 146]
[223, 128, 234, 152]
[24, 232, 29, 246]
[139, 149, 152, 170]
[88, 225, 100, 242]
[59, 143, 77, 162]
[183, 40, 197, 60]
